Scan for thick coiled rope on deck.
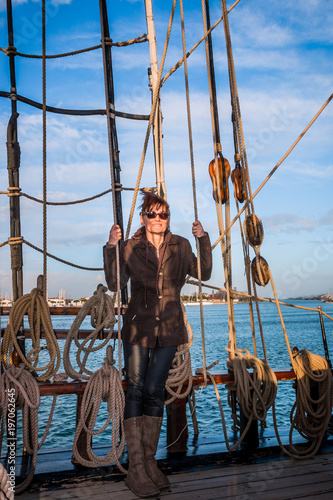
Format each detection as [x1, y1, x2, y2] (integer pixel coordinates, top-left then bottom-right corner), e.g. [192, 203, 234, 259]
[0, 364, 57, 493]
[273, 349, 333, 459]
[195, 348, 277, 452]
[0, 288, 60, 381]
[165, 302, 193, 404]
[63, 284, 116, 380]
[226, 348, 277, 423]
[0, 462, 14, 500]
[72, 346, 126, 472]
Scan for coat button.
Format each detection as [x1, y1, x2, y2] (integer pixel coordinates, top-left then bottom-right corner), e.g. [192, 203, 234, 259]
[158, 295, 162, 299]
[156, 316, 160, 321]
[159, 272, 163, 276]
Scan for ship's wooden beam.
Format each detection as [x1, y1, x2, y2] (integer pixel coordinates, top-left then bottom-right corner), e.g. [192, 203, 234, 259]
[0, 305, 127, 315]
[37, 368, 300, 397]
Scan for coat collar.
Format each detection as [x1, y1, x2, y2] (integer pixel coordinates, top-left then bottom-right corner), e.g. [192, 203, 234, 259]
[131, 227, 178, 247]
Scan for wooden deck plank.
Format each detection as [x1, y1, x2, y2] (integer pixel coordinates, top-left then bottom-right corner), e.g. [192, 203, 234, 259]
[17, 452, 333, 500]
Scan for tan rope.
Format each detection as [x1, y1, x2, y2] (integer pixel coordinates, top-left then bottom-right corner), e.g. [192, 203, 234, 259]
[63, 285, 116, 380]
[161, 0, 242, 86]
[72, 345, 126, 472]
[212, 93, 333, 251]
[185, 277, 333, 323]
[220, 0, 267, 362]
[254, 265, 333, 459]
[179, 0, 207, 387]
[0, 462, 14, 500]
[273, 349, 333, 459]
[201, 0, 236, 355]
[194, 348, 277, 452]
[125, 0, 177, 240]
[0, 364, 57, 493]
[165, 302, 193, 404]
[0, 288, 60, 381]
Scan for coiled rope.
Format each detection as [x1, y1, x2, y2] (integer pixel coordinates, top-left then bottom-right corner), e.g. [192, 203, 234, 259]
[273, 349, 332, 459]
[0, 287, 60, 381]
[165, 302, 193, 404]
[266, 268, 333, 458]
[0, 364, 57, 493]
[72, 345, 126, 472]
[0, 462, 14, 500]
[63, 284, 116, 380]
[195, 349, 277, 452]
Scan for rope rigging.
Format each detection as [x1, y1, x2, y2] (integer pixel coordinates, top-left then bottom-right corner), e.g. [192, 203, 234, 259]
[63, 284, 116, 380]
[1, 0, 333, 493]
[72, 345, 126, 471]
[0, 33, 148, 59]
[1, 281, 60, 381]
[0, 363, 58, 494]
[180, 0, 208, 387]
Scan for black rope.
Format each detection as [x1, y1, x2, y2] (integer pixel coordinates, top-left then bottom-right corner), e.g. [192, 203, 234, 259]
[0, 91, 149, 120]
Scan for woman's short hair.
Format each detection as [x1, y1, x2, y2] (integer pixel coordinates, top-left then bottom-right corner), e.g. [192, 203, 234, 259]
[140, 191, 170, 214]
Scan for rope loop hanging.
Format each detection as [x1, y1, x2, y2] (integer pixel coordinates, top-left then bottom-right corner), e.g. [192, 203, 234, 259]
[226, 347, 277, 422]
[0, 461, 14, 500]
[63, 284, 116, 380]
[0, 285, 60, 381]
[273, 349, 333, 459]
[72, 345, 126, 472]
[0, 364, 57, 493]
[165, 302, 193, 403]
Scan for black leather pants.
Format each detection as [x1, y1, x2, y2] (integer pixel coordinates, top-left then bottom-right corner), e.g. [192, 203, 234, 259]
[123, 341, 177, 420]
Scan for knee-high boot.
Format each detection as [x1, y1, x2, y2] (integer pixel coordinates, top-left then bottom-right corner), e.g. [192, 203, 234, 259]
[142, 415, 170, 490]
[124, 417, 160, 498]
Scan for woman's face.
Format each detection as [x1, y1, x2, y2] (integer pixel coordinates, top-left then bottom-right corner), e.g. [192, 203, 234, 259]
[140, 203, 169, 237]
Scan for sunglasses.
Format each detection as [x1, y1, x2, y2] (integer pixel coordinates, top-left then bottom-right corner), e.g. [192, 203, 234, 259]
[142, 211, 169, 220]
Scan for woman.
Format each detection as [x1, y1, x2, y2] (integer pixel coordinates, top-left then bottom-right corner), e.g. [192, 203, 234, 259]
[104, 192, 212, 498]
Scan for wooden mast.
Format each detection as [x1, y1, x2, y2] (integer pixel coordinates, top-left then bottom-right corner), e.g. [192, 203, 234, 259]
[144, 0, 166, 200]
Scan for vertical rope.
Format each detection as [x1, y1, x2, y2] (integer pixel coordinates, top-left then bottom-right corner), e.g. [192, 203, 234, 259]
[42, 0, 47, 297]
[179, 0, 207, 387]
[201, 0, 236, 354]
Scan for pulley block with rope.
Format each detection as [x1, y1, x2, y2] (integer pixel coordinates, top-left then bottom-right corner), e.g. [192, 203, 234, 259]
[208, 153, 231, 204]
[243, 214, 264, 248]
[230, 160, 246, 203]
[251, 255, 270, 287]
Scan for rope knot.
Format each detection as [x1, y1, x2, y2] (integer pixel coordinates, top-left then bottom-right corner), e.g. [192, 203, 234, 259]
[104, 345, 116, 366]
[6, 46, 17, 56]
[7, 186, 22, 196]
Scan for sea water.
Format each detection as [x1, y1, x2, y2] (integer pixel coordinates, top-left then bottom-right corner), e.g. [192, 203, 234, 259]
[1, 300, 332, 452]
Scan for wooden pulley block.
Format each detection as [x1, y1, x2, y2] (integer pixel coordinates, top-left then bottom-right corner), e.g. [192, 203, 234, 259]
[208, 155, 230, 204]
[251, 255, 270, 286]
[230, 164, 246, 203]
[243, 214, 264, 247]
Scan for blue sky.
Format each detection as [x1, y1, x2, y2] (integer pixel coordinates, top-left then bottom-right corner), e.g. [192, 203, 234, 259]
[0, 0, 332, 300]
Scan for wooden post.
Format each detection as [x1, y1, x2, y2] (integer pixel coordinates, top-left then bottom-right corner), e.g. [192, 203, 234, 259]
[71, 393, 92, 464]
[239, 404, 259, 452]
[318, 307, 332, 369]
[166, 392, 188, 453]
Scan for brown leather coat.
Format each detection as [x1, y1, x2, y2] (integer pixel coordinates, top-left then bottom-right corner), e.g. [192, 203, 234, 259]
[103, 228, 212, 348]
